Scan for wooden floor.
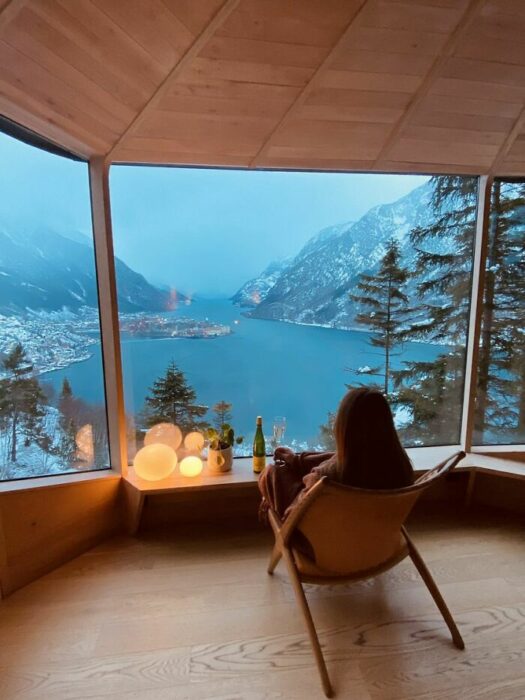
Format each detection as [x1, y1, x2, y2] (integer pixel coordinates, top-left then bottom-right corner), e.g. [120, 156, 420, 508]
[0, 508, 524, 700]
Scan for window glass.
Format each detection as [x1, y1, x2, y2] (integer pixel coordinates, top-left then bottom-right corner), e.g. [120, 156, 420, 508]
[474, 179, 525, 445]
[0, 130, 109, 480]
[109, 167, 477, 459]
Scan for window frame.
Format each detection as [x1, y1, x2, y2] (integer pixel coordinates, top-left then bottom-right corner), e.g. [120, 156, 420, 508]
[0, 122, 113, 483]
[3, 114, 525, 489]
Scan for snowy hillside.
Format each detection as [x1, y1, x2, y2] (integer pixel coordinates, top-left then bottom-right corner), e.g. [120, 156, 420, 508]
[235, 182, 448, 329]
[0, 225, 182, 315]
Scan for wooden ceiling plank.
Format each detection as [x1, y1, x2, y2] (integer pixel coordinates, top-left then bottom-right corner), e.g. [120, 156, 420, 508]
[0, 94, 95, 157]
[490, 105, 525, 175]
[112, 147, 251, 167]
[181, 56, 312, 88]
[0, 0, 26, 33]
[89, 0, 194, 72]
[160, 0, 225, 37]
[250, 0, 370, 168]
[5, 12, 133, 132]
[0, 39, 118, 146]
[0, 78, 107, 154]
[108, 0, 240, 160]
[31, 0, 162, 98]
[374, 0, 484, 167]
[11, 6, 147, 113]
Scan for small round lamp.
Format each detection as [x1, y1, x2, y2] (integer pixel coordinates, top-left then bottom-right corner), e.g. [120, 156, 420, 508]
[133, 443, 177, 481]
[75, 424, 94, 464]
[179, 455, 203, 478]
[184, 431, 205, 453]
[144, 422, 182, 451]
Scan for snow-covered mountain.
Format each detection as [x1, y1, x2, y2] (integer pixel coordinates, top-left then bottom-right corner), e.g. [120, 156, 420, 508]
[231, 221, 352, 308]
[0, 226, 180, 315]
[240, 182, 438, 328]
[231, 258, 292, 307]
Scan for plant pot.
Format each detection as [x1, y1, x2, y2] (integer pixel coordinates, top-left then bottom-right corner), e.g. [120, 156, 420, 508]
[207, 445, 233, 474]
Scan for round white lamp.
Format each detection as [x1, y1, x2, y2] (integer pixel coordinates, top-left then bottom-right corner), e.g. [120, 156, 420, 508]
[184, 431, 205, 453]
[144, 422, 182, 451]
[75, 424, 94, 463]
[179, 455, 203, 478]
[134, 443, 177, 481]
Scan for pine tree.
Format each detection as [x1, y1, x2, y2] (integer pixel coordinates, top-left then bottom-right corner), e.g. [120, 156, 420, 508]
[350, 238, 411, 396]
[394, 176, 478, 445]
[57, 378, 78, 465]
[143, 361, 208, 433]
[212, 400, 232, 429]
[0, 343, 47, 462]
[474, 180, 525, 442]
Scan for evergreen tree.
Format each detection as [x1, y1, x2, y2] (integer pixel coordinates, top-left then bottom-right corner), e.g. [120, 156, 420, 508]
[394, 176, 478, 445]
[350, 238, 411, 396]
[212, 400, 232, 429]
[0, 344, 47, 462]
[57, 378, 78, 465]
[143, 361, 208, 432]
[474, 181, 525, 442]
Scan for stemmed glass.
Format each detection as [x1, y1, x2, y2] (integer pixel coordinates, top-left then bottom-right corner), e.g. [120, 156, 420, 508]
[272, 416, 286, 449]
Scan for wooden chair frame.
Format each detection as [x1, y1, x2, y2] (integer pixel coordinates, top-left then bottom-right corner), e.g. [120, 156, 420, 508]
[266, 452, 466, 697]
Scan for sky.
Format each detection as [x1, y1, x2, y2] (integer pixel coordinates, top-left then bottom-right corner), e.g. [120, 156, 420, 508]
[0, 130, 429, 297]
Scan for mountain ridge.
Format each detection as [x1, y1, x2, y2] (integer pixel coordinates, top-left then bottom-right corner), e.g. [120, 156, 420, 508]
[234, 182, 439, 328]
[0, 225, 181, 315]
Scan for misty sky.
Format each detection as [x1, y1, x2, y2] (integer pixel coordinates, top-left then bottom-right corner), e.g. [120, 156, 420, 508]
[1, 130, 429, 297]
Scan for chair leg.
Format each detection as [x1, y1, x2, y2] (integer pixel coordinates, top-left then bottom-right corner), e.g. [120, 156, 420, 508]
[267, 543, 282, 574]
[283, 549, 334, 698]
[403, 528, 465, 650]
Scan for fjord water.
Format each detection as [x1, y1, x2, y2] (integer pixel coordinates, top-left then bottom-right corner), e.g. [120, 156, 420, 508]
[46, 299, 446, 447]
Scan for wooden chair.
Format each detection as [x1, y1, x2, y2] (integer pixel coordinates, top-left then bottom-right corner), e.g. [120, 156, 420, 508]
[266, 451, 466, 698]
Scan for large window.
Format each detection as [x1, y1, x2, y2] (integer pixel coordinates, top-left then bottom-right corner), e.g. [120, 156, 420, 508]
[0, 129, 109, 480]
[474, 179, 525, 445]
[110, 167, 478, 458]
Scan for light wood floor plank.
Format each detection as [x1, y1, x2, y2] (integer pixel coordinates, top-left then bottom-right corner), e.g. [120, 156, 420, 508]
[0, 510, 523, 699]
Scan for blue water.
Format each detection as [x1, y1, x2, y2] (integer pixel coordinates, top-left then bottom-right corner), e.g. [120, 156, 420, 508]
[45, 299, 447, 446]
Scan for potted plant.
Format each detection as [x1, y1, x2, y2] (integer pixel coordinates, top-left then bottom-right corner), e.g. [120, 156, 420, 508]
[206, 424, 243, 473]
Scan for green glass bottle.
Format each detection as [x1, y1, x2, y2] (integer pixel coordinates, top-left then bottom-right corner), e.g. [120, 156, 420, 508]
[253, 416, 266, 474]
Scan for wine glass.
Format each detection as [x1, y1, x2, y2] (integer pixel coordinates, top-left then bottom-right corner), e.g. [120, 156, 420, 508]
[272, 416, 286, 448]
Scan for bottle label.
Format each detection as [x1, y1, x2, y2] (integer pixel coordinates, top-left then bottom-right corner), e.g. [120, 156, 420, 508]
[253, 455, 266, 473]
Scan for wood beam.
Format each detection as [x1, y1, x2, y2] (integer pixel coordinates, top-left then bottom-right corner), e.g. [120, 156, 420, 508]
[250, 0, 369, 168]
[374, 0, 484, 168]
[89, 157, 128, 475]
[460, 175, 493, 452]
[0, 0, 26, 34]
[489, 104, 525, 177]
[107, 0, 240, 161]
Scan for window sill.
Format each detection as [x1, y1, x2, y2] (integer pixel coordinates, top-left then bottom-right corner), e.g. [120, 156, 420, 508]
[0, 468, 121, 494]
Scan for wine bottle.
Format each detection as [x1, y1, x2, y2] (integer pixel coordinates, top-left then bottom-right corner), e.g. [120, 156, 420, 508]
[253, 416, 266, 474]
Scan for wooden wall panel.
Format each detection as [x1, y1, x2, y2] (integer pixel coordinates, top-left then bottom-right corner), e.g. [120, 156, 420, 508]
[0, 475, 121, 597]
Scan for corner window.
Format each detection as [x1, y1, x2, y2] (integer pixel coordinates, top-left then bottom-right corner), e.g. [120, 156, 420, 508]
[0, 129, 109, 480]
[110, 166, 477, 458]
[474, 179, 525, 445]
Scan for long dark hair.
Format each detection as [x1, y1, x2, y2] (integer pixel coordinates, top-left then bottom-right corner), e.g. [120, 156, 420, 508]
[333, 387, 413, 489]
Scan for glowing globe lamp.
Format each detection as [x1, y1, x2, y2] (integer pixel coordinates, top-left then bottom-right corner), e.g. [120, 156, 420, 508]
[75, 424, 94, 464]
[133, 444, 177, 481]
[184, 431, 204, 453]
[144, 422, 182, 451]
[179, 455, 203, 478]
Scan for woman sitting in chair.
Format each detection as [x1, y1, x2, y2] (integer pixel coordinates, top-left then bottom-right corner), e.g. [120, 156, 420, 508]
[259, 386, 413, 521]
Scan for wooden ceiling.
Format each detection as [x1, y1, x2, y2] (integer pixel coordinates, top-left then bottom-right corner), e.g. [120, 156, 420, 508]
[0, 0, 524, 175]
